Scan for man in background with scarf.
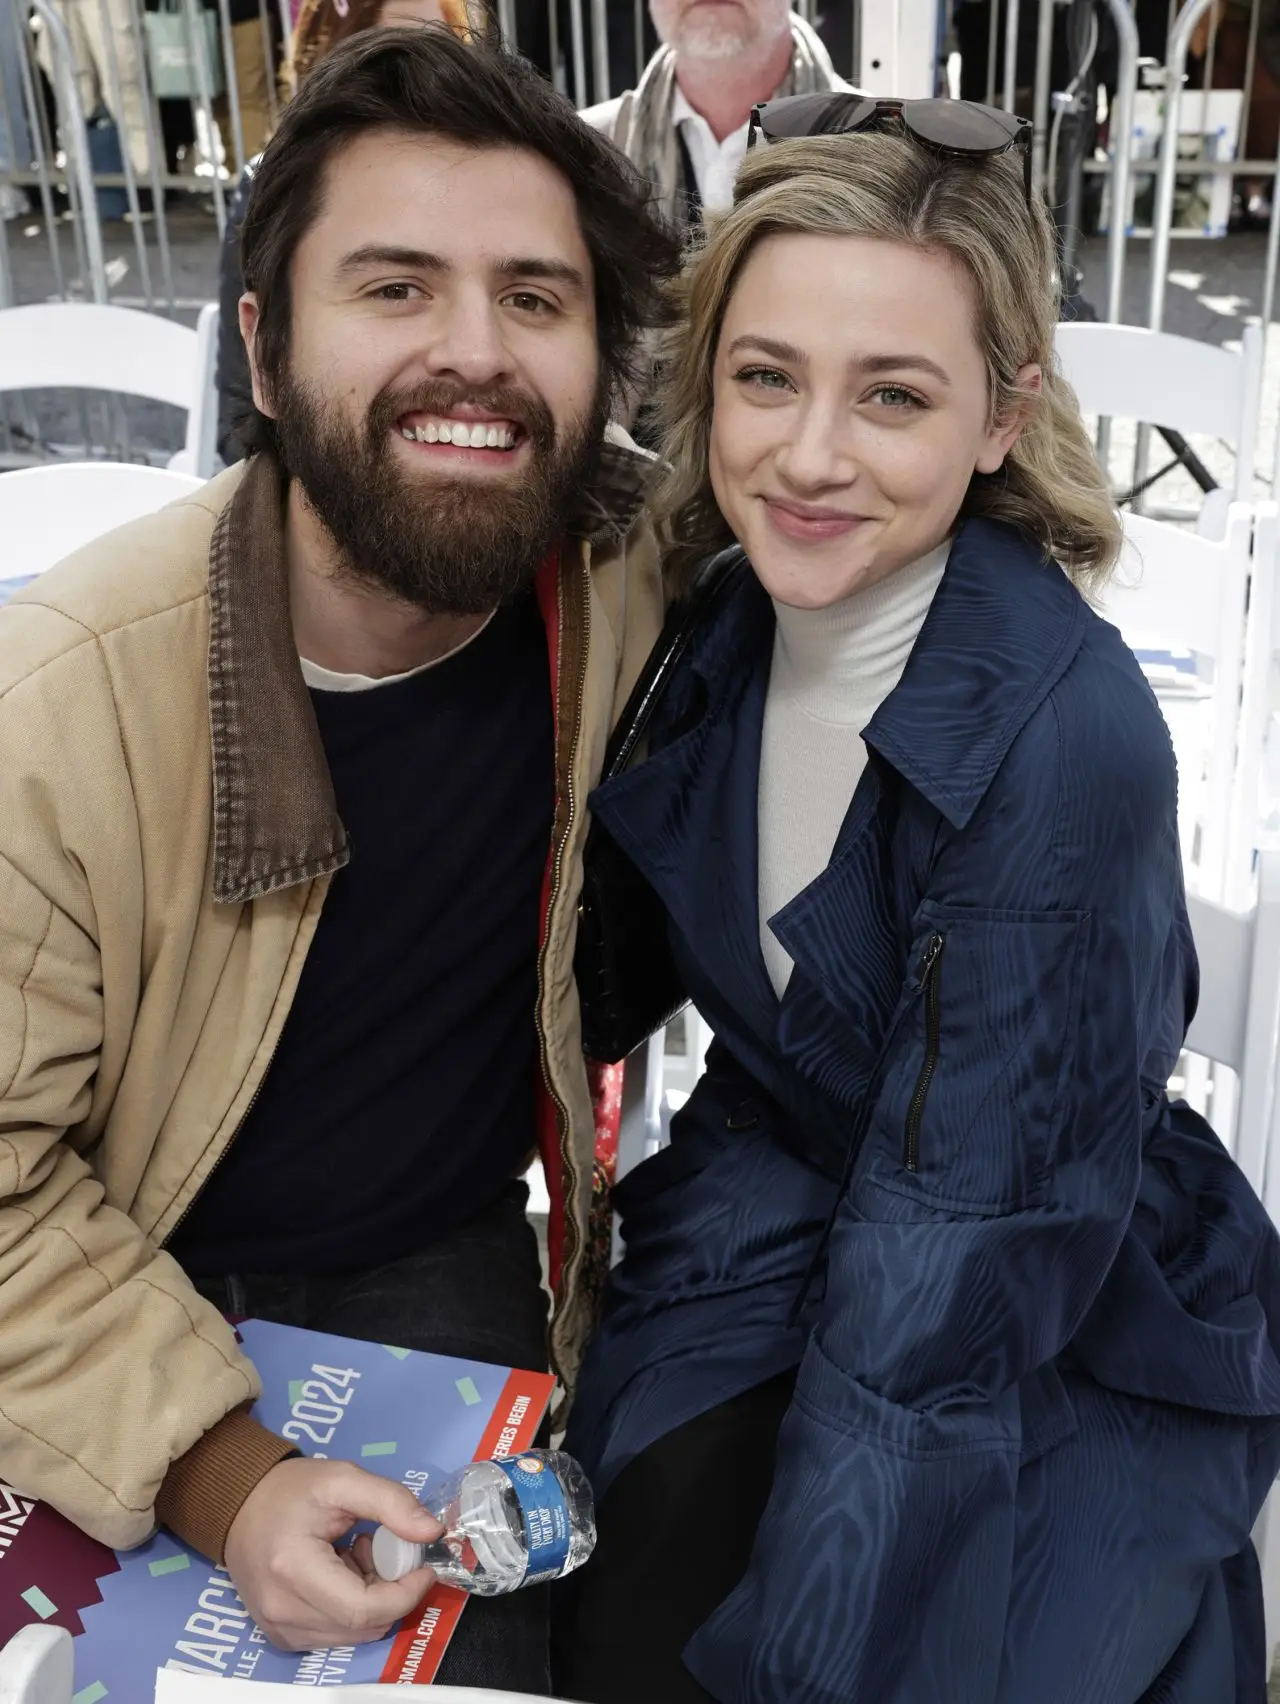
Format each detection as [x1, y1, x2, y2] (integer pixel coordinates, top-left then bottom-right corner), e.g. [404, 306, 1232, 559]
[582, 0, 851, 231]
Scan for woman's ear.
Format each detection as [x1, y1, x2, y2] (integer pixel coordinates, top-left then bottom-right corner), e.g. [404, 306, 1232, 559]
[975, 363, 1042, 475]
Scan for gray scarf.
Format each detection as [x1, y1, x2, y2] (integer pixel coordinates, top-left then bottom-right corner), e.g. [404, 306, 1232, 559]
[612, 13, 848, 228]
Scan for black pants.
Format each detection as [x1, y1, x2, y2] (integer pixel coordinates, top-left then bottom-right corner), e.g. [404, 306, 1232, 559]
[192, 1181, 552, 1695]
[552, 1370, 796, 1704]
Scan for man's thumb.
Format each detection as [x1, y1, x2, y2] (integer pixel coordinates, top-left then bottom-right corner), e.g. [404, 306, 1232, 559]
[342, 1467, 444, 1541]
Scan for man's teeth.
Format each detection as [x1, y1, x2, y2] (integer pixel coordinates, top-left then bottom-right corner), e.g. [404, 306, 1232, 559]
[398, 420, 516, 449]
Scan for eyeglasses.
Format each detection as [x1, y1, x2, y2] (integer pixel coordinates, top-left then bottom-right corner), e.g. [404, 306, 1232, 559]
[747, 94, 1034, 207]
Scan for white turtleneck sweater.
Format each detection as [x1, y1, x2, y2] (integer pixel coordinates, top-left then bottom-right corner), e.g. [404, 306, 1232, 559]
[759, 541, 951, 996]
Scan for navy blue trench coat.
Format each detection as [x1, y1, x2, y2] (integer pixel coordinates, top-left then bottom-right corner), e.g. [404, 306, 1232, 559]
[567, 518, 1280, 1704]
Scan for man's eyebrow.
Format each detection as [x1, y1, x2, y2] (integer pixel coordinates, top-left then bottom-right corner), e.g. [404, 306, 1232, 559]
[333, 248, 587, 295]
[725, 334, 807, 364]
[336, 245, 449, 276]
[495, 257, 589, 294]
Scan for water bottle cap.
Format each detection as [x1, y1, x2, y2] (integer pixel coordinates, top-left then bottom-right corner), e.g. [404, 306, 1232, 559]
[371, 1525, 424, 1583]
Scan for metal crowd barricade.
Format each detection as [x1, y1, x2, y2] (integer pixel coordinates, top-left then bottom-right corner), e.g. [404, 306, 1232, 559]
[0, 0, 290, 307]
[0, 0, 288, 462]
[0, 0, 1276, 478]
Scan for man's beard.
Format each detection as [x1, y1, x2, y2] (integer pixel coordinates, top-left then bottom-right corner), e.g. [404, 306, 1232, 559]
[270, 369, 609, 615]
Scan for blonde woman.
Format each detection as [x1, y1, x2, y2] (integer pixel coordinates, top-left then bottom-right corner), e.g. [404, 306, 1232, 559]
[558, 100, 1280, 1704]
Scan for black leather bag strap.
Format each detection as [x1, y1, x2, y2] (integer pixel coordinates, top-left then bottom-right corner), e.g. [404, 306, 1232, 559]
[602, 545, 746, 783]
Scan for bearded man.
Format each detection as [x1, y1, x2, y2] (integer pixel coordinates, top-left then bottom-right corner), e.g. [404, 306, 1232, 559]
[0, 27, 677, 1695]
[583, 0, 852, 230]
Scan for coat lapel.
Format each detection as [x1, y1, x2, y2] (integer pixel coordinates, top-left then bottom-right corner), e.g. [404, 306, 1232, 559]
[592, 519, 1092, 1121]
[590, 582, 780, 1047]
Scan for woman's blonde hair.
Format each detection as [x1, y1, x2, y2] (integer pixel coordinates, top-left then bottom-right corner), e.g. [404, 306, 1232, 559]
[654, 132, 1121, 595]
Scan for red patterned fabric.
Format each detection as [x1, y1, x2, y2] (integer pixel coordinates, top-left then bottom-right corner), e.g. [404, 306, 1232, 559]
[583, 1059, 625, 1317]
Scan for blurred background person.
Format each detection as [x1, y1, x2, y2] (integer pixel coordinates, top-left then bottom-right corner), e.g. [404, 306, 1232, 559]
[215, 0, 493, 464]
[34, 0, 152, 179]
[582, 0, 851, 232]
[0, 0, 33, 219]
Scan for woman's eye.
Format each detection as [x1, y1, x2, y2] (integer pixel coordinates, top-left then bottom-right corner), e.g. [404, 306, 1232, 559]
[733, 365, 793, 393]
[869, 383, 926, 410]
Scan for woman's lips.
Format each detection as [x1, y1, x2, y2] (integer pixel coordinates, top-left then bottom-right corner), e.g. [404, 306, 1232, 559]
[763, 497, 869, 543]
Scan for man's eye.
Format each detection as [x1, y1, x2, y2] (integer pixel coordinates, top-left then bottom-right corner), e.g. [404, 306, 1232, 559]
[505, 292, 555, 314]
[372, 282, 419, 302]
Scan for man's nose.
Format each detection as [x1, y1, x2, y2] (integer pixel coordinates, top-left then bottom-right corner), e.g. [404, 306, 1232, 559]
[422, 289, 514, 387]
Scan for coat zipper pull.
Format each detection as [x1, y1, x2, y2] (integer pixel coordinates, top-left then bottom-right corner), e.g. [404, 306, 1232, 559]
[914, 930, 945, 989]
[904, 931, 945, 1172]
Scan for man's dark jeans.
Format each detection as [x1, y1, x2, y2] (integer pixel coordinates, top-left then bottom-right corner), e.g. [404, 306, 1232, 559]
[191, 1181, 552, 1694]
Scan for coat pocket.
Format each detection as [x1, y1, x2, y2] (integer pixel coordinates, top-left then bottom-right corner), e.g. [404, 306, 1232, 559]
[861, 903, 1089, 1215]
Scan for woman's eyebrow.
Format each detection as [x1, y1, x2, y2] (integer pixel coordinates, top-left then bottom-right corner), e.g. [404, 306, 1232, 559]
[859, 353, 952, 386]
[725, 334, 807, 365]
[724, 337, 952, 388]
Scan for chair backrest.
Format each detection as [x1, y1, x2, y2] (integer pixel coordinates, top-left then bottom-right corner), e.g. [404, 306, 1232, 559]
[167, 301, 221, 479]
[0, 463, 205, 585]
[0, 304, 200, 414]
[1185, 851, 1280, 1201]
[1095, 504, 1253, 899]
[1054, 320, 1262, 501]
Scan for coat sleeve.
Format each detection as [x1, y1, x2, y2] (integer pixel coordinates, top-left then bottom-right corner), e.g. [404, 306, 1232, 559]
[0, 616, 293, 1555]
[693, 664, 1190, 1701]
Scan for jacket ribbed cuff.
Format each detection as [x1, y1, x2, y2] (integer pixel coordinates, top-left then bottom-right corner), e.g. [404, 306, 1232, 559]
[156, 1407, 298, 1564]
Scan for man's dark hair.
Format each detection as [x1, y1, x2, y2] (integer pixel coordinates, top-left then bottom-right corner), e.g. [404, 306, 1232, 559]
[238, 26, 680, 449]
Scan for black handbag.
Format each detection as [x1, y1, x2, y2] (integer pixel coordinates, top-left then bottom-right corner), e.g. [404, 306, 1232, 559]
[575, 546, 746, 1064]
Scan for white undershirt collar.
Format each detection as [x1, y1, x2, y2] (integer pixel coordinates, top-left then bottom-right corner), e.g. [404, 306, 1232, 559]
[299, 611, 495, 692]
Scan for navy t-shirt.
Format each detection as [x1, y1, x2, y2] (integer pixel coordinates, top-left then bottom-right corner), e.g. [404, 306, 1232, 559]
[171, 590, 554, 1275]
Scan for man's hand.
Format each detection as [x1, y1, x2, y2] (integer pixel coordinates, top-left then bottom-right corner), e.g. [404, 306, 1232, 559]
[224, 1456, 443, 1651]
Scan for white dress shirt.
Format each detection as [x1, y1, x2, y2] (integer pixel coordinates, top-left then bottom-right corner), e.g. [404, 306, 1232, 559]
[671, 83, 751, 213]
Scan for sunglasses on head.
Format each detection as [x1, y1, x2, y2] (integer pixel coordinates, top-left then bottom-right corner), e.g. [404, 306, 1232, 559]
[747, 94, 1034, 207]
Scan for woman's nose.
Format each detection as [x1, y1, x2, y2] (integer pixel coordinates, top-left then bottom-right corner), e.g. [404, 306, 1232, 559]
[773, 409, 857, 493]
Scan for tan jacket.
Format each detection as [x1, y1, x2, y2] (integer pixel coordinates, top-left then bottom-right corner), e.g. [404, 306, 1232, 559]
[0, 440, 663, 1561]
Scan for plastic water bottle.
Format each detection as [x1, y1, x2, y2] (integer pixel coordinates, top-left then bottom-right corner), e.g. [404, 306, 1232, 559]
[370, 1449, 596, 1596]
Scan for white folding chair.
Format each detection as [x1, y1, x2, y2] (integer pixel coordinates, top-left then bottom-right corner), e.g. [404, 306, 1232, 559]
[167, 302, 221, 480]
[1236, 503, 1280, 896]
[1096, 505, 1254, 904]
[1055, 320, 1263, 524]
[661, 1008, 713, 1108]
[1183, 850, 1280, 1658]
[1185, 850, 1280, 1194]
[0, 1626, 72, 1704]
[0, 303, 217, 479]
[0, 462, 204, 596]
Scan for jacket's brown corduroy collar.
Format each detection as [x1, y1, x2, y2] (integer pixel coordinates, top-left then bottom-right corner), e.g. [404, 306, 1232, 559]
[207, 440, 654, 905]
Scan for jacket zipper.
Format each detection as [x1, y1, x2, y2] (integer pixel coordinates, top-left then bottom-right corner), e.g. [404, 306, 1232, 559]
[535, 549, 591, 1341]
[903, 931, 945, 1173]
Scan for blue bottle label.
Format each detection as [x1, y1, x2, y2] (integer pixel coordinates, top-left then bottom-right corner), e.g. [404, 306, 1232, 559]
[496, 1455, 571, 1585]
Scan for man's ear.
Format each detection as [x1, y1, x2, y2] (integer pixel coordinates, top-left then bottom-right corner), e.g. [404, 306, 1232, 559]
[975, 363, 1042, 476]
[239, 293, 276, 419]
